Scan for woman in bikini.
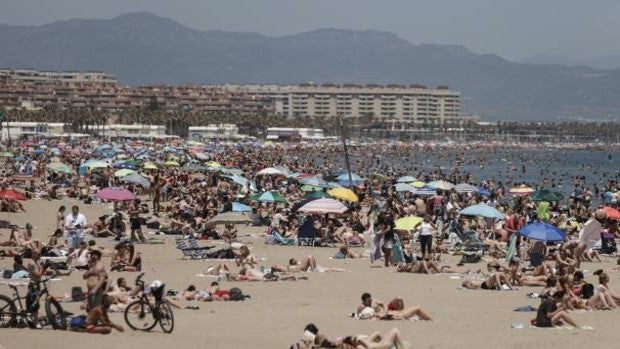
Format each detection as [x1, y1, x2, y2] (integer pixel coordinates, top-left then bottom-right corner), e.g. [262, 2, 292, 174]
[461, 262, 514, 290]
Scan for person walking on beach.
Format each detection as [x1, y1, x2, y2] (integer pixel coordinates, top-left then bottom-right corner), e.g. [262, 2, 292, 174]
[64, 205, 87, 251]
[419, 216, 437, 259]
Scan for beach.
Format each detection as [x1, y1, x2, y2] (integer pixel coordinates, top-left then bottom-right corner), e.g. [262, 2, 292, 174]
[2, 198, 620, 349]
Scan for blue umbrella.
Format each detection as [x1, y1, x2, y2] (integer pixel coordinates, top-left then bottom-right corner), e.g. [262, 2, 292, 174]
[394, 183, 415, 192]
[411, 188, 437, 196]
[227, 175, 248, 186]
[120, 173, 151, 188]
[232, 202, 252, 212]
[519, 221, 566, 241]
[476, 188, 492, 196]
[459, 204, 505, 219]
[336, 172, 363, 182]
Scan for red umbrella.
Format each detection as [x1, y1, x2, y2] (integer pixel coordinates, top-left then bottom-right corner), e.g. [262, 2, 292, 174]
[603, 206, 620, 220]
[0, 188, 27, 201]
[95, 187, 136, 202]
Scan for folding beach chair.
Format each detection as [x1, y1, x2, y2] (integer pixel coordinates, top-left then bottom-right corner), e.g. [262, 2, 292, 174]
[297, 219, 319, 246]
[176, 239, 214, 259]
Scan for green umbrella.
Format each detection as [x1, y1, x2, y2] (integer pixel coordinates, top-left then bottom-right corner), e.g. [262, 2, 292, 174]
[124, 159, 140, 167]
[250, 191, 288, 204]
[1, 152, 14, 157]
[46, 162, 73, 175]
[531, 189, 564, 202]
[300, 184, 323, 192]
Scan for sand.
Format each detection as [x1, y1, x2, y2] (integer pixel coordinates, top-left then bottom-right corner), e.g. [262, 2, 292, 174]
[1, 198, 618, 349]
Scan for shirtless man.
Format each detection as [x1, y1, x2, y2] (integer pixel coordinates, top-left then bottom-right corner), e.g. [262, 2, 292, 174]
[85, 294, 124, 334]
[83, 250, 108, 309]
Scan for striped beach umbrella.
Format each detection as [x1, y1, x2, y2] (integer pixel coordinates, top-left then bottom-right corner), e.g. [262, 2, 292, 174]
[297, 198, 349, 214]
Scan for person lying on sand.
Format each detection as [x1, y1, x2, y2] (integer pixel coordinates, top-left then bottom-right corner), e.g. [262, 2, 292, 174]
[356, 293, 432, 321]
[270, 255, 347, 273]
[341, 328, 410, 349]
[461, 261, 514, 290]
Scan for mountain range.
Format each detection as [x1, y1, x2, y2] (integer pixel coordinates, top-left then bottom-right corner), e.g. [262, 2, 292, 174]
[1, 12, 619, 121]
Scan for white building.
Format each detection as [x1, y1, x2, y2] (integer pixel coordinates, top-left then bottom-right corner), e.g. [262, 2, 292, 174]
[95, 124, 167, 138]
[188, 124, 240, 140]
[0, 122, 66, 140]
[266, 127, 324, 141]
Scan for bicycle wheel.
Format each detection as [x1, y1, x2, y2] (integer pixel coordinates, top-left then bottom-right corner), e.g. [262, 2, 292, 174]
[45, 298, 67, 330]
[124, 300, 157, 331]
[157, 303, 174, 333]
[0, 294, 17, 328]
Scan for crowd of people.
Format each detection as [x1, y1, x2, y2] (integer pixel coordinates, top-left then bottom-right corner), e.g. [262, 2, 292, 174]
[0, 138, 618, 343]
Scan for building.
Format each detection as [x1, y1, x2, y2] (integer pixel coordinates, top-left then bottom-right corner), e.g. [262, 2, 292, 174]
[265, 127, 325, 141]
[188, 124, 241, 140]
[94, 124, 167, 138]
[0, 121, 66, 140]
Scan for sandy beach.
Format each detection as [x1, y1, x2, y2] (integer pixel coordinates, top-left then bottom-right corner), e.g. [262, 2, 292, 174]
[1, 198, 618, 349]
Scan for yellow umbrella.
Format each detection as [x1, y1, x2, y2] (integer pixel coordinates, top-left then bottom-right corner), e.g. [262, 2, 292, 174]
[164, 160, 180, 167]
[327, 187, 359, 202]
[394, 216, 423, 231]
[411, 181, 426, 188]
[143, 162, 158, 170]
[206, 161, 222, 168]
[114, 169, 136, 177]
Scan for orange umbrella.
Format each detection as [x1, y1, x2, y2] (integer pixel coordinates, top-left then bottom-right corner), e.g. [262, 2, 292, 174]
[0, 188, 27, 201]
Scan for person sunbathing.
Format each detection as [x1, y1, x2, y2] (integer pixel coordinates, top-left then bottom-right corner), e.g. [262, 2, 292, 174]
[235, 245, 258, 270]
[395, 258, 443, 274]
[203, 263, 231, 279]
[271, 255, 347, 273]
[341, 328, 409, 349]
[461, 262, 514, 290]
[334, 246, 360, 259]
[196, 281, 230, 301]
[174, 285, 198, 301]
[596, 273, 620, 306]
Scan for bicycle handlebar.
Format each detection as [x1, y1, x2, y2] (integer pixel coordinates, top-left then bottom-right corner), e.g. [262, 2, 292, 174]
[135, 272, 146, 287]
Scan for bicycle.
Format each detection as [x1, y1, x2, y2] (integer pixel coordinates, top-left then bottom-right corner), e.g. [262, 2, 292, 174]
[0, 277, 67, 329]
[123, 273, 174, 333]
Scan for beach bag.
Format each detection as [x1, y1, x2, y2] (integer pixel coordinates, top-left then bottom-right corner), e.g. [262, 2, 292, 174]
[71, 286, 86, 302]
[70, 315, 87, 329]
[581, 283, 594, 300]
[229, 287, 246, 301]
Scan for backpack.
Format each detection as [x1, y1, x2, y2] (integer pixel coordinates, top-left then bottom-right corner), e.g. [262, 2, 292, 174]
[581, 283, 594, 300]
[460, 253, 481, 264]
[71, 286, 86, 302]
[229, 287, 246, 301]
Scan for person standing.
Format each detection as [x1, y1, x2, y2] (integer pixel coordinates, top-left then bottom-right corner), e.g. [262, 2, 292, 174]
[419, 216, 437, 259]
[64, 205, 87, 251]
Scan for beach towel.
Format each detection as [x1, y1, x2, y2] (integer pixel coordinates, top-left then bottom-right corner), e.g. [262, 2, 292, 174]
[391, 237, 405, 265]
[504, 234, 517, 264]
[273, 231, 296, 246]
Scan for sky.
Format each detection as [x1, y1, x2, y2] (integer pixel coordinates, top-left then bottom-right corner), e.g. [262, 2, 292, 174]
[2, 0, 620, 61]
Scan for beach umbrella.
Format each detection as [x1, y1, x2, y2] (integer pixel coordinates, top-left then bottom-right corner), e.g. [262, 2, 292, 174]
[114, 169, 136, 178]
[300, 184, 323, 192]
[1, 152, 14, 158]
[394, 216, 423, 231]
[370, 173, 387, 182]
[96, 187, 136, 202]
[82, 160, 109, 169]
[519, 221, 566, 241]
[410, 188, 437, 196]
[603, 206, 620, 220]
[46, 162, 73, 175]
[411, 181, 426, 188]
[531, 189, 564, 202]
[454, 183, 478, 194]
[305, 191, 332, 199]
[143, 162, 158, 170]
[396, 176, 418, 183]
[256, 167, 286, 176]
[476, 188, 492, 196]
[0, 188, 27, 201]
[123, 159, 140, 167]
[336, 172, 363, 182]
[327, 187, 359, 202]
[164, 160, 180, 167]
[297, 198, 349, 214]
[221, 167, 244, 176]
[14, 155, 30, 161]
[394, 183, 416, 192]
[509, 185, 535, 196]
[190, 173, 207, 180]
[209, 212, 253, 225]
[232, 202, 252, 213]
[120, 173, 151, 188]
[299, 176, 329, 188]
[426, 180, 455, 191]
[459, 204, 505, 219]
[250, 191, 288, 204]
[206, 161, 222, 168]
[327, 182, 343, 189]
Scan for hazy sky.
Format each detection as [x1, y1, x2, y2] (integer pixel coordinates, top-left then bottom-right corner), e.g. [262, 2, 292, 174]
[2, 0, 619, 60]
